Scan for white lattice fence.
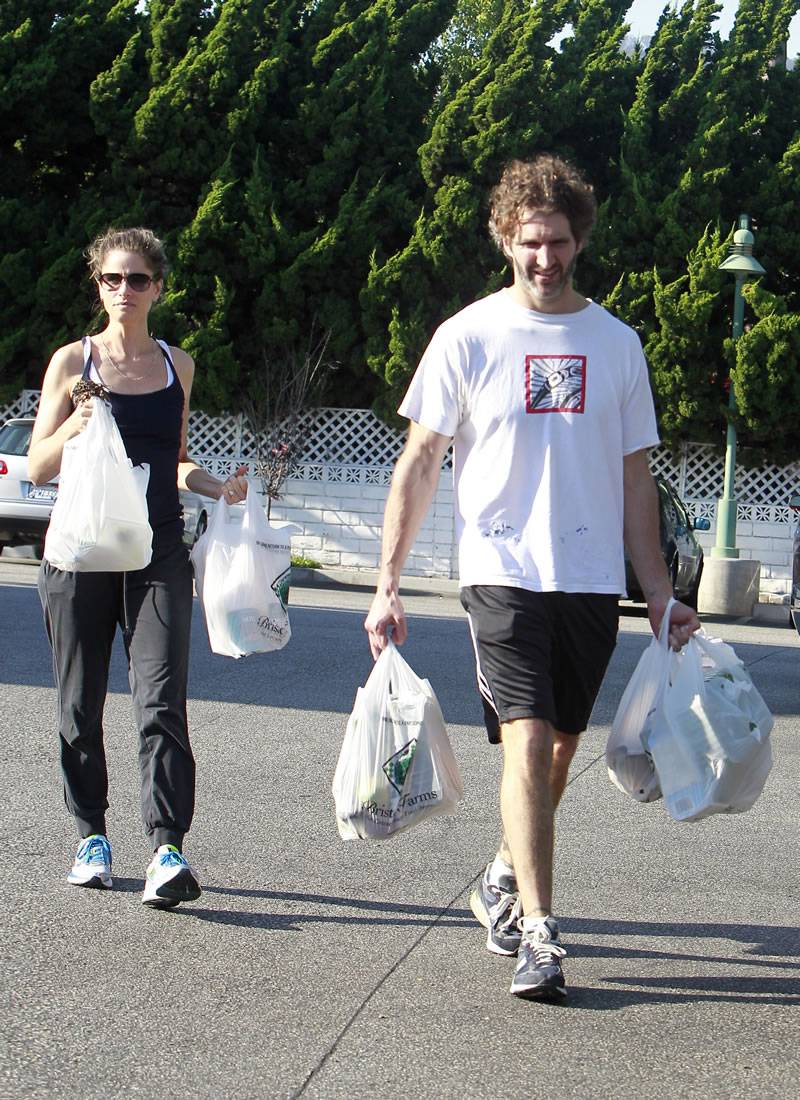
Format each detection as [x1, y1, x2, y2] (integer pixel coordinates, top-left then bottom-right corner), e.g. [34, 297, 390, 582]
[2, 390, 40, 419]
[4, 392, 797, 589]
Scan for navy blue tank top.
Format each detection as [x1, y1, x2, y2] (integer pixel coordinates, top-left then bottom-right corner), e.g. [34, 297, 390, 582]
[81, 337, 184, 548]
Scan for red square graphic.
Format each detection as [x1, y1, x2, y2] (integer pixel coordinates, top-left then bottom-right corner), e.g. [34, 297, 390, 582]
[525, 355, 586, 413]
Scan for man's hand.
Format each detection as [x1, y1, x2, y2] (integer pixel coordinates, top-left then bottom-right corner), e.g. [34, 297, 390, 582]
[647, 597, 701, 651]
[364, 588, 407, 660]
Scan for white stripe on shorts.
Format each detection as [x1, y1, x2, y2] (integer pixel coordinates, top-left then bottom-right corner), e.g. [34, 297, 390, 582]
[466, 611, 499, 718]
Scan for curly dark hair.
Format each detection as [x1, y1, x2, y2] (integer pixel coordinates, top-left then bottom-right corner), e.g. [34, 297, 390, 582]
[488, 155, 597, 250]
[86, 226, 169, 282]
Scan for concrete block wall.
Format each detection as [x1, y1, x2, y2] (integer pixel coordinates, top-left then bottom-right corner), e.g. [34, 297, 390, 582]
[269, 473, 795, 601]
[267, 470, 457, 579]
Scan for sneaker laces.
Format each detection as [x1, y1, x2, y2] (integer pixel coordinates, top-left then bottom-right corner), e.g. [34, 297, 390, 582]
[488, 886, 522, 936]
[158, 847, 186, 868]
[520, 918, 566, 968]
[81, 837, 110, 864]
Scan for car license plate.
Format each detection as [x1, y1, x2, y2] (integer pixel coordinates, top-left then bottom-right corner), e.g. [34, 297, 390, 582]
[27, 485, 58, 502]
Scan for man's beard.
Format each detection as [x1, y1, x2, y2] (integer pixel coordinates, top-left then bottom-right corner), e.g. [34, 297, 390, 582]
[514, 253, 577, 307]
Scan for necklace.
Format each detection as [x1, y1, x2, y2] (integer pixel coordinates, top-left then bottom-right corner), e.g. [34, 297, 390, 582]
[100, 336, 158, 383]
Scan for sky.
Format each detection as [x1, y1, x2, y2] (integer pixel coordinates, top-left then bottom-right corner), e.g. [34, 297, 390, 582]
[625, 0, 800, 59]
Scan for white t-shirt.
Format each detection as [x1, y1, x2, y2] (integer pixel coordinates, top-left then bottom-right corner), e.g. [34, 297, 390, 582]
[398, 289, 659, 594]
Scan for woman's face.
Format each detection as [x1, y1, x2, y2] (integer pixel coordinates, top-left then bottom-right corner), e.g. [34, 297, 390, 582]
[95, 248, 162, 323]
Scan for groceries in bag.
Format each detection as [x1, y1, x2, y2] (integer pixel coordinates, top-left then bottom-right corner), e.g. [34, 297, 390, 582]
[332, 641, 464, 840]
[44, 395, 153, 572]
[641, 629, 773, 822]
[605, 599, 676, 802]
[190, 487, 298, 658]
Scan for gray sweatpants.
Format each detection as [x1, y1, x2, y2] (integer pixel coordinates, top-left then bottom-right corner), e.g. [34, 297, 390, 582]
[38, 540, 195, 851]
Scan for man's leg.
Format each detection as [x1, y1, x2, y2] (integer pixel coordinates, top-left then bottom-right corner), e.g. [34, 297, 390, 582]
[497, 728, 579, 873]
[499, 717, 561, 916]
[499, 717, 570, 999]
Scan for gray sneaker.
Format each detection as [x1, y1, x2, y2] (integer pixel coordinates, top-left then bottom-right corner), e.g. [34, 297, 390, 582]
[510, 916, 567, 1000]
[470, 863, 523, 956]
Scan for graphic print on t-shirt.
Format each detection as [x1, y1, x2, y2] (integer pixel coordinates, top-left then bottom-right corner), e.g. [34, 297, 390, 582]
[525, 354, 586, 413]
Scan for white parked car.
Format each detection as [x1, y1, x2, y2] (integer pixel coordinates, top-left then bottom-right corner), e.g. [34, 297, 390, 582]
[0, 417, 57, 556]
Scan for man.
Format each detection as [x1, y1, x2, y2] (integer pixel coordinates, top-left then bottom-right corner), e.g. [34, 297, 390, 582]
[364, 154, 699, 1001]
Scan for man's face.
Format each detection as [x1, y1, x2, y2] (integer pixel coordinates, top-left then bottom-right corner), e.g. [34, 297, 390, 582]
[503, 210, 583, 313]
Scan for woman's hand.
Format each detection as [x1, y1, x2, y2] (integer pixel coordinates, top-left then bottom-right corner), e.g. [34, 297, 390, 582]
[63, 397, 94, 439]
[218, 464, 249, 502]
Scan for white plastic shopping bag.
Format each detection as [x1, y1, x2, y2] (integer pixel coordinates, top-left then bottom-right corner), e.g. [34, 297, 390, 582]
[332, 641, 464, 840]
[641, 629, 773, 822]
[605, 599, 676, 802]
[190, 487, 298, 658]
[44, 396, 152, 572]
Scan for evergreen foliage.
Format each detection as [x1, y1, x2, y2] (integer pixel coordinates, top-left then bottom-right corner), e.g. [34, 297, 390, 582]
[1, 0, 799, 465]
[732, 282, 800, 465]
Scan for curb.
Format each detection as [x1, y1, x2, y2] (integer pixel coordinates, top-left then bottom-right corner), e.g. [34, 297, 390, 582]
[290, 565, 791, 625]
[1, 554, 790, 628]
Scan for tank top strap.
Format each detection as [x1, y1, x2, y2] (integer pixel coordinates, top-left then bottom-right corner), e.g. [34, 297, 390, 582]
[79, 335, 175, 386]
[80, 335, 93, 380]
[153, 338, 173, 368]
[154, 338, 175, 385]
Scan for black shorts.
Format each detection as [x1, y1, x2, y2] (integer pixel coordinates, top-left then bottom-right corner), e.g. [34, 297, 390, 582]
[460, 586, 619, 744]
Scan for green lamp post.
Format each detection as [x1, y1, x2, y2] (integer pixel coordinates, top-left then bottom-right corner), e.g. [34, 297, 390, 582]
[711, 214, 765, 560]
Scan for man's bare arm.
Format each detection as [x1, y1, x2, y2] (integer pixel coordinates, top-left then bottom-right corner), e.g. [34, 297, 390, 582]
[364, 421, 452, 658]
[623, 449, 700, 648]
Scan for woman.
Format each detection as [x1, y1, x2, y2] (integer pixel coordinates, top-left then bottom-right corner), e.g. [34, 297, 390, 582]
[28, 226, 248, 908]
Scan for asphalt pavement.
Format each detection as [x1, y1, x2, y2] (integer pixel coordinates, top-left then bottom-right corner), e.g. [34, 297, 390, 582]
[0, 556, 798, 1099]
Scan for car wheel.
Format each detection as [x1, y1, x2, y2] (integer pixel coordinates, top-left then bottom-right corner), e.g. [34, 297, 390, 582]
[192, 512, 208, 546]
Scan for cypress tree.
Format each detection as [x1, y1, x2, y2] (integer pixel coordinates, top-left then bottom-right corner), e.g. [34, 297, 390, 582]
[732, 282, 800, 465]
[592, 0, 722, 285]
[654, 0, 799, 273]
[165, 0, 455, 413]
[363, 0, 643, 419]
[639, 224, 731, 449]
[0, 0, 142, 399]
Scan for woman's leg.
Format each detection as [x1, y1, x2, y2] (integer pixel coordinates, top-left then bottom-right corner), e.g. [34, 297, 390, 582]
[124, 542, 195, 851]
[38, 563, 120, 836]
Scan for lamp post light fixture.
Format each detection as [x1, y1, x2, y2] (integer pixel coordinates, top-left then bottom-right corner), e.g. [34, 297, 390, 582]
[711, 214, 765, 560]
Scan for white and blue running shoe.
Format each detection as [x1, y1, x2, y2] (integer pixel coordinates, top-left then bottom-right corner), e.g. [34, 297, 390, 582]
[142, 845, 201, 908]
[67, 834, 113, 889]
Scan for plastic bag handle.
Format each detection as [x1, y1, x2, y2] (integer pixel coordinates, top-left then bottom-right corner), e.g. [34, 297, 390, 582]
[92, 396, 126, 465]
[656, 596, 677, 651]
[382, 639, 419, 698]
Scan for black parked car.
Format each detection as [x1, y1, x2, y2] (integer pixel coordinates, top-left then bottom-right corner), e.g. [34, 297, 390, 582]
[790, 493, 800, 635]
[625, 476, 710, 609]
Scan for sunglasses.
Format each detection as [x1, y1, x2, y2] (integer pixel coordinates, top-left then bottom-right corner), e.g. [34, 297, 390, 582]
[99, 272, 155, 292]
